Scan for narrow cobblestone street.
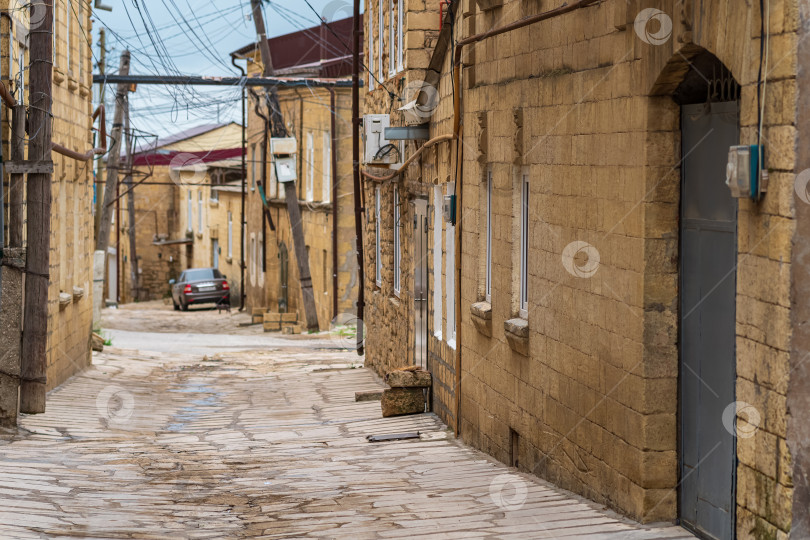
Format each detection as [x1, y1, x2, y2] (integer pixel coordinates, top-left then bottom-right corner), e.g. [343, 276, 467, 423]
[0, 306, 694, 539]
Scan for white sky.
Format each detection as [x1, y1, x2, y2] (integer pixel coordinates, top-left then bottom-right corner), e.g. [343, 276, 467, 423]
[91, 0, 363, 139]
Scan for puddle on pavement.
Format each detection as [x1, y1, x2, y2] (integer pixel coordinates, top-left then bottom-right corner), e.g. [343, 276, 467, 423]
[165, 381, 224, 432]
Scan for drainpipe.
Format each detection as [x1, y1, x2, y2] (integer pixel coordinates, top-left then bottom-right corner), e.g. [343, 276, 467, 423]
[231, 54, 247, 310]
[352, 0, 364, 354]
[329, 87, 339, 319]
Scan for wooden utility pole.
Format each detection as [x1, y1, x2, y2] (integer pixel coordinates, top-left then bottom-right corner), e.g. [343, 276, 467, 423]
[249, 0, 319, 331]
[95, 49, 130, 255]
[20, 0, 54, 413]
[351, 0, 365, 354]
[123, 96, 139, 301]
[94, 28, 106, 238]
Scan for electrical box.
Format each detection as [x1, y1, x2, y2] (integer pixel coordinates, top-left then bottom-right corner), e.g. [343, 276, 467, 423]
[274, 156, 297, 183]
[443, 194, 456, 224]
[726, 144, 768, 200]
[271, 137, 297, 155]
[364, 114, 395, 164]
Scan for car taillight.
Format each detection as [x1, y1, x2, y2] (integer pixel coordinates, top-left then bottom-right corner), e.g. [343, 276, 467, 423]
[222, 282, 229, 290]
[183, 285, 192, 293]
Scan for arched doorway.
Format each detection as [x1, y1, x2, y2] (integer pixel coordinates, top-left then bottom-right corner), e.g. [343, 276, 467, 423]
[676, 51, 739, 539]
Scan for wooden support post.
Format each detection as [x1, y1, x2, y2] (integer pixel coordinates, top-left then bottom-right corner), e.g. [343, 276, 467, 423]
[8, 105, 25, 248]
[20, 0, 54, 413]
[95, 49, 129, 256]
[123, 96, 139, 301]
[250, 0, 319, 331]
[352, 0, 365, 354]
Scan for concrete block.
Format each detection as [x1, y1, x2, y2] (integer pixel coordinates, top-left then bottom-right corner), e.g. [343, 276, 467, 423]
[386, 369, 432, 388]
[381, 387, 427, 417]
[355, 390, 383, 402]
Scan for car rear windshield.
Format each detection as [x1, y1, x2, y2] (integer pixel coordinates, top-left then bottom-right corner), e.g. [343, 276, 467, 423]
[185, 269, 222, 282]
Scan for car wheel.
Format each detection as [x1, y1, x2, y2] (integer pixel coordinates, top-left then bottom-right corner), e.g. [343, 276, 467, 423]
[173, 300, 180, 311]
[181, 300, 189, 312]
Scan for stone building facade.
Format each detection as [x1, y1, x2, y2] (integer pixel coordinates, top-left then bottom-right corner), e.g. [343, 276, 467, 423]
[232, 18, 359, 329]
[0, 0, 98, 423]
[113, 123, 243, 304]
[363, 0, 806, 537]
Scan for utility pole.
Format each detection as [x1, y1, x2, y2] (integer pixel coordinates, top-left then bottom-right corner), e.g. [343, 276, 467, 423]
[249, 0, 319, 331]
[94, 28, 106, 238]
[20, 0, 54, 413]
[124, 96, 139, 302]
[95, 49, 130, 256]
[351, 0, 365, 354]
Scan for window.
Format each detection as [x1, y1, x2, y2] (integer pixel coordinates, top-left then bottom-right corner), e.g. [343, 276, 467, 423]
[397, 0, 404, 71]
[433, 186, 442, 339]
[306, 132, 314, 202]
[78, 0, 84, 80]
[375, 187, 382, 286]
[210, 187, 219, 202]
[187, 191, 193, 233]
[227, 211, 233, 259]
[323, 131, 331, 202]
[197, 191, 203, 232]
[388, 0, 396, 76]
[520, 173, 529, 317]
[393, 187, 401, 295]
[368, 10, 375, 90]
[66, 0, 72, 74]
[485, 169, 493, 302]
[378, 0, 384, 81]
[446, 183, 456, 347]
[250, 144, 256, 191]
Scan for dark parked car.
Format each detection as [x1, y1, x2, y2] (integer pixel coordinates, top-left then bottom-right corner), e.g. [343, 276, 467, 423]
[170, 268, 230, 311]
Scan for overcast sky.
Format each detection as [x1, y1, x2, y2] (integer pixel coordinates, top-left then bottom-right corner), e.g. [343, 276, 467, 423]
[91, 0, 362, 140]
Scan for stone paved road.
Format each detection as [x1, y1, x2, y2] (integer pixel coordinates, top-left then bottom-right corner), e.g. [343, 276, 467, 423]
[0, 330, 694, 538]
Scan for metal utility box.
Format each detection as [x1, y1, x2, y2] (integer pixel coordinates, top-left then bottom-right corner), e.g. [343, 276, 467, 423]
[274, 156, 297, 183]
[363, 114, 394, 164]
[271, 137, 297, 155]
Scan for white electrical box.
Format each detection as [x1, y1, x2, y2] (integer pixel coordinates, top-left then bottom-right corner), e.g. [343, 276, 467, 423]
[274, 156, 297, 183]
[271, 137, 297, 155]
[364, 114, 394, 164]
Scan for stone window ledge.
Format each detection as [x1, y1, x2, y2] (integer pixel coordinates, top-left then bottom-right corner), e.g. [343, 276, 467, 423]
[504, 317, 529, 356]
[470, 301, 492, 337]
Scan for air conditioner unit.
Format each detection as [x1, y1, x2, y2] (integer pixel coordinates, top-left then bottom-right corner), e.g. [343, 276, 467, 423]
[363, 114, 395, 165]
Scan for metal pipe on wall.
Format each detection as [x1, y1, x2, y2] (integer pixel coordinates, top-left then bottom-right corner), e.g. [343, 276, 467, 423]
[231, 54, 247, 311]
[329, 87, 339, 319]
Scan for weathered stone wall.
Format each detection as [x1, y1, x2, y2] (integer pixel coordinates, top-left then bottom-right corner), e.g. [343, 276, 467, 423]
[243, 54, 358, 328]
[362, 0, 442, 380]
[117, 166, 181, 303]
[411, 0, 797, 531]
[46, 0, 95, 390]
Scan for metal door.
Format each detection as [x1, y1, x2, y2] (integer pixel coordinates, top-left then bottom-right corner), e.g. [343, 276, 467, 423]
[413, 199, 429, 369]
[679, 100, 738, 540]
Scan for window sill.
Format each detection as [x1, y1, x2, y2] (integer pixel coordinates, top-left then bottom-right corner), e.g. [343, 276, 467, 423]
[504, 317, 529, 356]
[470, 301, 492, 337]
[226, 257, 233, 264]
[447, 337, 456, 350]
[209, 200, 219, 207]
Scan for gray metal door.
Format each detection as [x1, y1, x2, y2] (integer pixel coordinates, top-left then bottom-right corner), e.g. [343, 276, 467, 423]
[413, 199, 429, 370]
[679, 100, 738, 540]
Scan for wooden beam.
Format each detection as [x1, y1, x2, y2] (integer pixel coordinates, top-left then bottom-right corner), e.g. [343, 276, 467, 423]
[95, 50, 130, 255]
